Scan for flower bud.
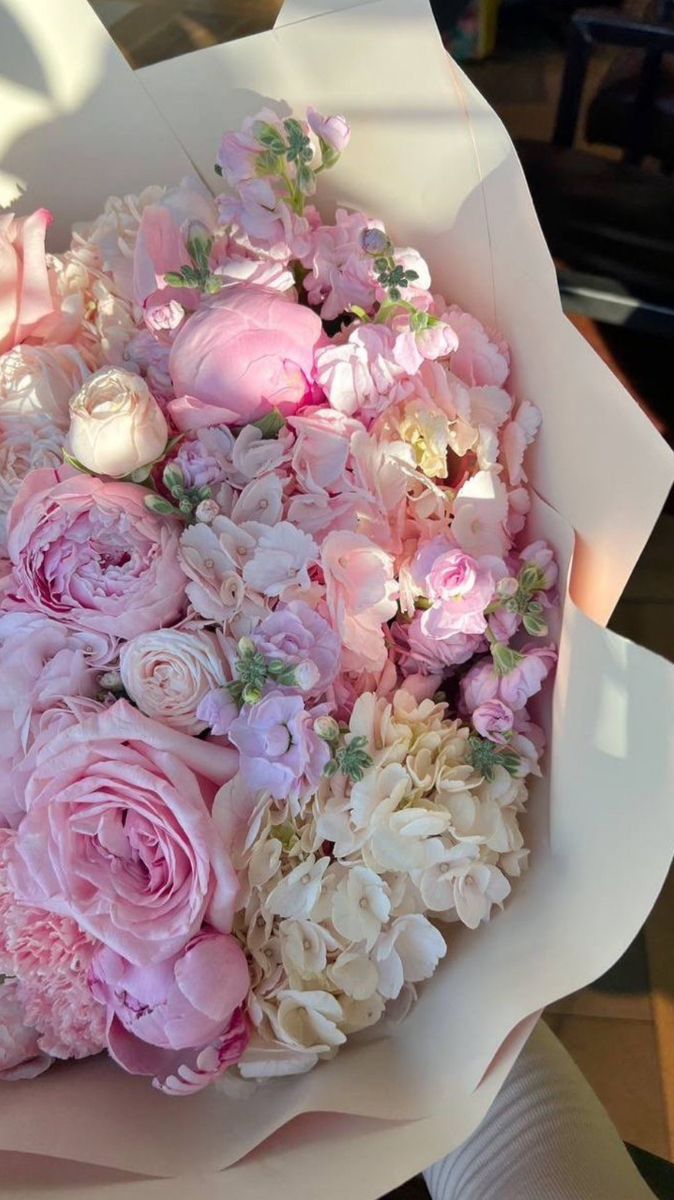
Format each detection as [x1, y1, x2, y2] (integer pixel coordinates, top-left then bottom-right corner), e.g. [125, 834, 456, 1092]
[195, 498, 220, 524]
[314, 715, 340, 744]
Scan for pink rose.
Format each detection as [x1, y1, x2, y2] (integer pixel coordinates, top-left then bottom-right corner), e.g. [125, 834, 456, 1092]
[0, 980, 52, 1081]
[6, 467, 186, 639]
[321, 530, 398, 671]
[7, 700, 238, 965]
[0, 210, 77, 355]
[472, 699, 514, 744]
[169, 286, 323, 430]
[90, 931, 250, 1094]
[67, 367, 168, 478]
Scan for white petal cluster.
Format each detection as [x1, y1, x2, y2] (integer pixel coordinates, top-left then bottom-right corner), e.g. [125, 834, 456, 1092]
[224, 688, 533, 1080]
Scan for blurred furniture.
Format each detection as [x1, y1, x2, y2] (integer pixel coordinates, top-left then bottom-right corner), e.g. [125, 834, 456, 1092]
[517, 5, 674, 332]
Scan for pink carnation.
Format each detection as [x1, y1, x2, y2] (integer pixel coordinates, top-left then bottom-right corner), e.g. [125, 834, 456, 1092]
[6, 467, 186, 640]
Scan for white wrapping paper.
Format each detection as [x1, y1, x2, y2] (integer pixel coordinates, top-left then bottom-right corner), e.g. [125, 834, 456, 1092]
[0, 0, 673, 1195]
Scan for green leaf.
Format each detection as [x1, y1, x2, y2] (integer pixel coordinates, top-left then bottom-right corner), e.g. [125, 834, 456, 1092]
[491, 642, 525, 677]
[163, 271, 190, 288]
[519, 564, 546, 594]
[296, 162, 316, 196]
[256, 148, 282, 176]
[253, 408, 286, 439]
[523, 612, 548, 638]
[253, 122, 286, 155]
[127, 463, 154, 484]
[350, 305, 371, 322]
[62, 449, 94, 475]
[144, 494, 183, 518]
[162, 463, 185, 496]
[318, 137, 339, 169]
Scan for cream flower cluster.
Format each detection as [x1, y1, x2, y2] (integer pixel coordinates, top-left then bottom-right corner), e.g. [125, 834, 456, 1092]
[225, 689, 530, 1079]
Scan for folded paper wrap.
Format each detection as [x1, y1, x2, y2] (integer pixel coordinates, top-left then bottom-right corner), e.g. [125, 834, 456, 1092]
[0, 0, 672, 1196]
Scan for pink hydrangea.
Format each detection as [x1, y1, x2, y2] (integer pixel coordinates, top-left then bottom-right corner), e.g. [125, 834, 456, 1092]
[443, 306, 510, 388]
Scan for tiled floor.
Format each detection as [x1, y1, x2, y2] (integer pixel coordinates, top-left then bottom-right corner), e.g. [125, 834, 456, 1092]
[94, 0, 674, 1166]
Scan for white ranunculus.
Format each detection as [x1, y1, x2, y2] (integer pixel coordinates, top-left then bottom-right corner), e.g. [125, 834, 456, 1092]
[0, 416, 63, 551]
[0, 344, 88, 431]
[119, 628, 227, 734]
[67, 366, 167, 477]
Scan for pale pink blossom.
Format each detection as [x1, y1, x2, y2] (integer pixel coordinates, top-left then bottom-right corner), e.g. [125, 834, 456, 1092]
[472, 699, 514, 744]
[243, 522, 318, 597]
[174, 426, 236, 490]
[321, 530, 398, 671]
[452, 469, 510, 557]
[314, 324, 404, 418]
[307, 108, 351, 155]
[444, 306, 510, 388]
[229, 693, 329, 801]
[498, 645, 557, 710]
[396, 614, 483, 676]
[133, 176, 218, 309]
[501, 400, 541, 486]
[289, 406, 360, 492]
[519, 539, 558, 590]
[412, 540, 496, 638]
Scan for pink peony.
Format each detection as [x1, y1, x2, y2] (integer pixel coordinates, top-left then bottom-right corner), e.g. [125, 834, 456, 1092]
[169, 286, 323, 430]
[0, 209, 78, 355]
[6, 467, 186, 639]
[228, 692, 329, 801]
[0, 980, 51, 1080]
[444, 306, 510, 388]
[321, 530, 398, 671]
[472, 699, 514, 744]
[90, 931, 250, 1094]
[7, 700, 239, 965]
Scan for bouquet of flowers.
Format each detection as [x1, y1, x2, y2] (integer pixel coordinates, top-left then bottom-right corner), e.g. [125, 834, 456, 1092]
[0, 103, 559, 1096]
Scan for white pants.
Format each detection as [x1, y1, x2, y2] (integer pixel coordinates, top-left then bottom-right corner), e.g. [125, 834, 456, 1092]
[424, 1021, 656, 1200]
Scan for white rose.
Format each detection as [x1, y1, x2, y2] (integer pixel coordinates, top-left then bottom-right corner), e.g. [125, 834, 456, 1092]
[119, 628, 227, 733]
[0, 417, 63, 551]
[0, 344, 88, 431]
[67, 366, 167, 477]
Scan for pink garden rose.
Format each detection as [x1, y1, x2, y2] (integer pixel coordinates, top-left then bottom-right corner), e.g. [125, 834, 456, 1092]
[7, 700, 239, 965]
[169, 285, 323, 429]
[0, 210, 78, 355]
[90, 931, 250, 1094]
[6, 467, 186, 639]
